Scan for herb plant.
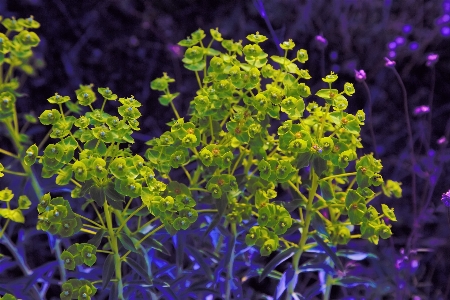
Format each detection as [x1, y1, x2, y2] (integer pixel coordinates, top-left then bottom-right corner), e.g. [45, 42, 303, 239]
[10, 27, 403, 299]
[0, 15, 42, 236]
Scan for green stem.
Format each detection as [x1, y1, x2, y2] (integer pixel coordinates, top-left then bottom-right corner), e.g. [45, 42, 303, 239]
[104, 202, 124, 300]
[323, 274, 333, 300]
[285, 171, 319, 299]
[0, 147, 19, 158]
[225, 223, 237, 300]
[320, 172, 356, 181]
[2, 169, 28, 176]
[4, 121, 43, 199]
[115, 206, 144, 236]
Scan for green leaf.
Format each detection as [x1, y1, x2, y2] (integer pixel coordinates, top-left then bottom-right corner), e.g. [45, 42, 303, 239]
[259, 247, 297, 282]
[89, 185, 106, 207]
[24, 144, 38, 166]
[186, 245, 214, 280]
[124, 257, 153, 285]
[319, 181, 334, 201]
[0, 188, 14, 202]
[118, 233, 137, 252]
[336, 249, 378, 261]
[333, 276, 376, 288]
[102, 254, 115, 290]
[158, 92, 180, 106]
[312, 233, 344, 271]
[345, 190, 364, 208]
[0, 208, 24, 223]
[203, 194, 227, 237]
[348, 202, 367, 225]
[18, 195, 31, 210]
[381, 204, 397, 221]
[87, 229, 106, 248]
[136, 232, 171, 255]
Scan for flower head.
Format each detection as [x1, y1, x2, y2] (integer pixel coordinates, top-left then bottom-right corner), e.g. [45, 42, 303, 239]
[442, 190, 450, 207]
[413, 105, 430, 116]
[384, 57, 396, 68]
[354, 69, 366, 82]
[426, 53, 439, 67]
[315, 35, 328, 50]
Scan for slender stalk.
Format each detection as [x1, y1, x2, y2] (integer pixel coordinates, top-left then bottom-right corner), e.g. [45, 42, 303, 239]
[285, 171, 319, 299]
[426, 66, 435, 151]
[361, 81, 378, 157]
[104, 202, 124, 300]
[389, 67, 417, 250]
[225, 223, 237, 300]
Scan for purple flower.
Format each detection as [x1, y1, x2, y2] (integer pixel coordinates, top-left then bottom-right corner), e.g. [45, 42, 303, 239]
[442, 190, 450, 207]
[354, 69, 366, 82]
[384, 57, 396, 68]
[413, 105, 430, 116]
[426, 53, 439, 67]
[437, 136, 447, 145]
[315, 35, 328, 50]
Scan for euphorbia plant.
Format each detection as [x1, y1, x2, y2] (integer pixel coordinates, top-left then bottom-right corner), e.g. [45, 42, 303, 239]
[24, 28, 401, 299]
[0, 15, 42, 233]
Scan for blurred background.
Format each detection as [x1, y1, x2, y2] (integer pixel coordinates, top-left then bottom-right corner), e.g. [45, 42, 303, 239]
[1, 0, 450, 298]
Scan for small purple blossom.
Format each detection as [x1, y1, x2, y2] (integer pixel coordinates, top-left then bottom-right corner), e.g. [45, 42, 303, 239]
[442, 190, 450, 207]
[384, 57, 396, 68]
[403, 24, 412, 33]
[409, 42, 419, 50]
[441, 26, 450, 37]
[315, 35, 328, 50]
[388, 42, 396, 50]
[395, 36, 405, 45]
[426, 53, 439, 67]
[437, 136, 447, 145]
[413, 105, 430, 116]
[354, 69, 366, 82]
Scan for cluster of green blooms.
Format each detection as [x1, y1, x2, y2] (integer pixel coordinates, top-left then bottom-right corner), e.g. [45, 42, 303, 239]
[142, 181, 199, 233]
[0, 15, 42, 234]
[59, 278, 97, 300]
[150, 28, 402, 256]
[21, 27, 403, 299]
[0, 187, 30, 224]
[0, 15, 41, 119]
[36, 193, 82, 237]
[61, 242, 97, 270]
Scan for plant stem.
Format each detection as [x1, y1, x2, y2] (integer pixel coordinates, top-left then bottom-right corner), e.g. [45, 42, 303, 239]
[285, 171, 319, 299]
[390, 67, 417, 250]
[104, 202, 124, 300]
[361, 81, 378, 157]
[225, 223, 237, 300]
[285, 168, 319, 300]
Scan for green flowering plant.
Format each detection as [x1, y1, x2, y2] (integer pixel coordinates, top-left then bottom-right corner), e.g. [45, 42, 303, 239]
[0, 15, 43, 236]
[13, 27, 401, 299]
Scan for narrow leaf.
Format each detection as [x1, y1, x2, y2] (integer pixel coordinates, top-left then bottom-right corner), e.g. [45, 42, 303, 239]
[124, 257, 153, 285]
[203, 195, 227, 237]
[176, 232, 186, 274]
[259, 247, 297, 282]
[102, 254, 115, 290]
[136, 232, 171, 255]
[312, 233, 344, 271]
[275, 265, 296, 300]
[334, 276, 376, 288]
[88, 229, 106, 247]
[118, 233, 137, 253]
[186, 245, 214, 280]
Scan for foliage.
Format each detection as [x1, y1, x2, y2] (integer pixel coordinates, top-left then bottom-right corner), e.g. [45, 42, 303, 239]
[3, 26, 401, 299]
